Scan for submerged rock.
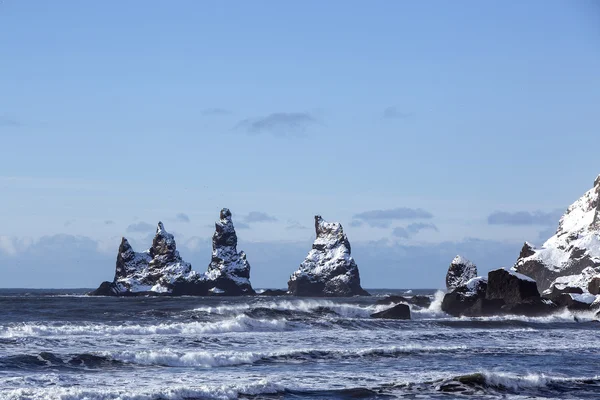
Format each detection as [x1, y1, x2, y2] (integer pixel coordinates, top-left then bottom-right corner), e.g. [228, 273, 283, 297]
[446, 255, 477, 291]
[203, 208, 255, 296]
[287, 216, 369, 297]
[513, 174, 600, 291]
[371, 303, 411, 319]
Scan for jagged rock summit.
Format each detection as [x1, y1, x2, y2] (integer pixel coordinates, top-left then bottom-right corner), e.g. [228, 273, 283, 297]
[204, 208, 254, 295]
[90, 209, 255, 296]
[514, 174, 600, 291]
[287, 216, 369, 297]
[446, 255, 477, 291]
[90, 222, 200, 295]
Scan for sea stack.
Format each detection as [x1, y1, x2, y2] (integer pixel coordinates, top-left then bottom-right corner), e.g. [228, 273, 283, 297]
[90, 209, 256, 296]
[90, 222, 201, 295]
[446, 255, 477, 291]
[287, 216, 369, 297]
[203, 208, 255, 295]
[513, 174, 600, 291]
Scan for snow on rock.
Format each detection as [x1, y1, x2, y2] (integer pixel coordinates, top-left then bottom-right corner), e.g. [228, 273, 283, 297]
[90, 222, 201, 296]
[203, 208, 255, 295]
[513, 174, 600, 291]
[287, 216, 369, 297]
[90, 210, 256, 296]
[446, 255, 477, 291]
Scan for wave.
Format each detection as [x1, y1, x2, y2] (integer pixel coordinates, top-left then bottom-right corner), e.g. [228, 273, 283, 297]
[0, 379, 285, 400]
[0, 315, 290, 338]
[188, 298, 386, 318]
[427, 371, 600, 396]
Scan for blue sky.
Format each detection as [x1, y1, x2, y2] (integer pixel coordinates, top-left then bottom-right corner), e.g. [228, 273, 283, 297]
[1, 1, 599, 288]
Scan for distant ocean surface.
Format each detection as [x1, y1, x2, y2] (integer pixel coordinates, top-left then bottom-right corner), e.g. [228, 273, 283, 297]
[1, 289, 600, 400]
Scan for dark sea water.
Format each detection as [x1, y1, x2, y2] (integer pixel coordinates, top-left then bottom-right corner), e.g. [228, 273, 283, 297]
[1, 288, 600, 399]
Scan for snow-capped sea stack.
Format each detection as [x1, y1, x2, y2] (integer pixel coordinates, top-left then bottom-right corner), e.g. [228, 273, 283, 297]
[514, 174, 600, 291]
[90, 222, 201, 296]
[288, 216, 369, 297]
[203, 208, 255, 295]
[446, 255, 477, 291]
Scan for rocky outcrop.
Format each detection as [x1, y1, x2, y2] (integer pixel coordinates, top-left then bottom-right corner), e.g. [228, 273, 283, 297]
[513, 174, 600, 291]
[442, 263, 557, 317]
[486, 268, 540, 305]
[90, 222, 201, 296]
[90, 209, 256, 296]
[371, 303, 411, 319]
[446, 255, 477, 291]
[203, 208, 255, 295]
[287, 216, 369, 297]
[441, 276, 488, 317]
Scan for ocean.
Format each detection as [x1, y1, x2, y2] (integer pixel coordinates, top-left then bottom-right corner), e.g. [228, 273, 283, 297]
[1, 289, 599, 399]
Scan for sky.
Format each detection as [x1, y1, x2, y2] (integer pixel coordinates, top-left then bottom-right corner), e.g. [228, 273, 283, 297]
[1, 1, 599, 288]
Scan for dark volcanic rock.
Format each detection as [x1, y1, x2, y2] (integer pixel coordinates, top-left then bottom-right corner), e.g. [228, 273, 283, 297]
[501, 297, 557, 316]
[589, 277, 600, 295]
[441, 277, 488, 317]
[287, 216, 369, 297]
[446, 255, 477, 291]
[409, 295, 432, 308]
[486, 268, 540, 305]
[203, 208, 255, 295]
[513, 174, 600, 291]
[371, 303, 411, 319]
[543, 285, 583, 304]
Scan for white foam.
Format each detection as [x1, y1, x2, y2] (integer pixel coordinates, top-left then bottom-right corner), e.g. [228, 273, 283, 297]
[0, 315, 288, 338]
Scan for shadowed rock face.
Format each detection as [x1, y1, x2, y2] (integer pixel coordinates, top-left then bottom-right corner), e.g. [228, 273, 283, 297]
[513, 174, 600, 291]
[288, 216, 369, 297]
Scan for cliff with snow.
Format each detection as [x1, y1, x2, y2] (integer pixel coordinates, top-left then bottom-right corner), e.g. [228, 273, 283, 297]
[513, 175, 600, 290]
[287, 216, 369, 297]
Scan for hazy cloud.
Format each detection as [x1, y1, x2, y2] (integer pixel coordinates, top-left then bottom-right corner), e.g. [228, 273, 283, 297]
[538, 227, 556, 243]
[64, 219, 75, 227]
[175, 213, 191, 223]
[202, 108, 231, 116]
[353, 207, 433, 228]
[392, 227, 410, 238]
[406, 222, 439, 235]
[487, 210, 563, 226]
[235, 221, 251, 230]
[393, 223, 438, 239]
[0, 115, 21, 127]
[286, 220, 308, 230]
[235, 112, 317, 136]
[126, 221, 154, 233]
[244, 211, 278, 223]
[383, 107, 414, 119]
